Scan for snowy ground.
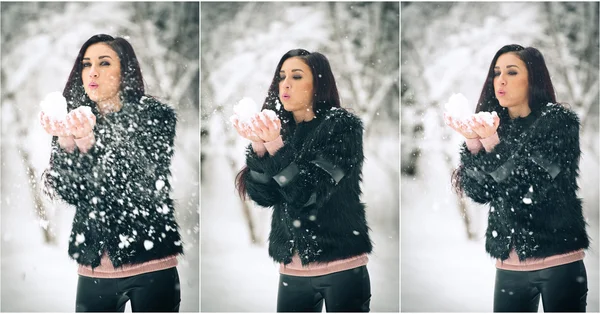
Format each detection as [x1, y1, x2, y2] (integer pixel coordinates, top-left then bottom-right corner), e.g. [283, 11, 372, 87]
[201, 138, 400, 312]
[401, 140, 599, 312]
[0, 133, 199, 312]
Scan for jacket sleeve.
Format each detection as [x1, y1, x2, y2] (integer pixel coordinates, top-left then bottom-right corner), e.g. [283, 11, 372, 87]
[244, 112, 364, 214]
[242, 146, 284, 207]
[462, 108, 579, 207]
[43, 136, 102, 206]
[457, 143, 499, 204]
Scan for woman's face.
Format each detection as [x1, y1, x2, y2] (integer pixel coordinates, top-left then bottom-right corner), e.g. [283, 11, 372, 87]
[278, 57, 314, 112]
[493, 53, 529, 109]
[81, 43, 121, 103]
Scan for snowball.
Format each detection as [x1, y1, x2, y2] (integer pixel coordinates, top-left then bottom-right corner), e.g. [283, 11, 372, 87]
[492, 230, 498, 238]
[144, 240, 154, 250]
[474, 111, 496, 126]
[353, 230, 360, 235]
[40, 91, 68, 121]
[262, 109, 277, 121]
[293, 220, 301, 228]
[523, 197, 532, 204]
[444, 93, 472, 120]
[232, 97, 259, 125]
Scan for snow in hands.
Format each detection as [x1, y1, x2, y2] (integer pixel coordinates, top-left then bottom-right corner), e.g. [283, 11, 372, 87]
[229, 96, 278, 127]
[444, 93, 496, 129]
[40, 91, 68, 121]
[40, 91, 95, 125]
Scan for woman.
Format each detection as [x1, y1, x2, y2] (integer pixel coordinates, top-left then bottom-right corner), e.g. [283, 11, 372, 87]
[39, 34, 183, 312]
[231, 49, 373, 312]
[445, 44, 589, 312]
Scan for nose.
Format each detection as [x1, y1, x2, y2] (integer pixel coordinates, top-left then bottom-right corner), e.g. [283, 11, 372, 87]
[281, 77, 291, 89]
[89, 66, 99, 78]
[497, 74, 506, 86]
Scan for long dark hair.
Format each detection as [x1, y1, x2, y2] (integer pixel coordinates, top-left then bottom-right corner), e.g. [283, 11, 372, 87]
[235, 49, 342, 199]
[63, 34, 145, 113]
[43, 34, 146, 198]
[452, 44, 558, 194]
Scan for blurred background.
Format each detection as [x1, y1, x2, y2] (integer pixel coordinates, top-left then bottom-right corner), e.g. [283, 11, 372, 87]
[401, 2, 599, 312]
[201, 2, 399, 312]
[0, 2, 199, 312]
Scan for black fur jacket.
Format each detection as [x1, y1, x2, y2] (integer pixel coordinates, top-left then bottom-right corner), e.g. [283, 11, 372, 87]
[243, 108, 373, 266]
[44, 96, 183, 268]
[458, 103, 589, 261]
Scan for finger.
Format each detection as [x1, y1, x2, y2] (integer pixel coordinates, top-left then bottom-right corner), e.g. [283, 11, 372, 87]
[275, 118, 281, 130]
[249, 123, 263, 138]
[446, 115, 456, 128]
[492, 112, 500, 128]
[252, 115, 268, 131]
[443, 113, 450, 126]
[261, 112, 277, 131]
[70, 111, 83, 127]
[40, 112, 49, 129]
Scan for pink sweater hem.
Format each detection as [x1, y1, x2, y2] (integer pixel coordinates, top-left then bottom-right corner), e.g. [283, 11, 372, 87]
[496, 249, 585, 271]
[78, 252, 178, 278]
[280, 253, 369, 277]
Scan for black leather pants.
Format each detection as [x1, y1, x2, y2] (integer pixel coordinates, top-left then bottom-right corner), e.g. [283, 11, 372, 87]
[493, 260, 587, 312]
[75, 267, 181, 312]
[276, 265, 371, 312]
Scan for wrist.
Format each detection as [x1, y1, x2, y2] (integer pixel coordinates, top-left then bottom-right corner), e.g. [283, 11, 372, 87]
[73, 131, 93, 140]
[480, 132, 500, 152]
[74, 132, 95, 153]
[57, 136, 76, 152]
[465, 138, 483, 154]
[252, 141, 267, 157]
[264, 135, 284, 156]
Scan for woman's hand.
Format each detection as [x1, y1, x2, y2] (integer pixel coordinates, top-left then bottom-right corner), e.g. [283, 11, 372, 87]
[65, 107, 96, 139]
[469, 111, 500, 139]
[232, 115, 264, 142]
[250, 112, 281, 143]
[39, 111, 71, 137]
[444, 113, 479, 139]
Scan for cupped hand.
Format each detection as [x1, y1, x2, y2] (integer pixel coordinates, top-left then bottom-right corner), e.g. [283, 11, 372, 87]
[65, 107, 96, 139]
[444, 113, 479, 139]
[250, 112, 281, 142]
[468, 111, 500, 139]
[231, 115, 264, 142]
[39, 111, 71, 137]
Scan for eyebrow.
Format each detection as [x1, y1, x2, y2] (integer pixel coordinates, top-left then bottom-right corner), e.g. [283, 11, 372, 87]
[82, 56, 113, 61]
[279, 69, 305, 73]
[494, 65, 519, 69]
